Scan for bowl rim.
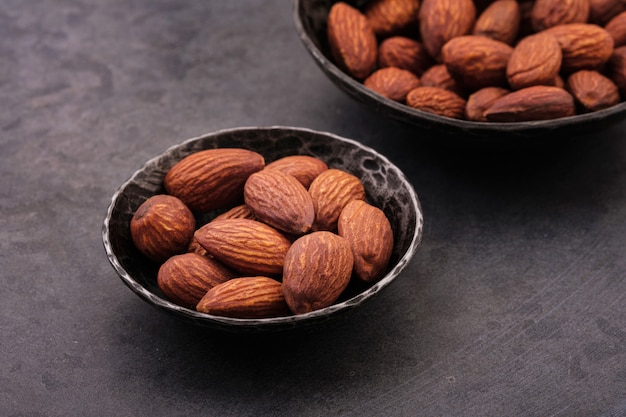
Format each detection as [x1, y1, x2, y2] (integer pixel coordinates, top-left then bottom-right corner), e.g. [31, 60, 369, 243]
[292, 0, 626, 139]
[102, 125, 424, 330]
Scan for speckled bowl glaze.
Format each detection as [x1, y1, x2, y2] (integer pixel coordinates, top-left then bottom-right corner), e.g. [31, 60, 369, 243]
[103, 126, 423, 333]
[294, 0, 626, 148]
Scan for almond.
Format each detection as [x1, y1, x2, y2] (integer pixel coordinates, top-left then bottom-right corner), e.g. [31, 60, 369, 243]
[589, 0, 626, 25]
[282, 231, 354, 314]
[530, 0, 590, 32]
[212, 204, 257, 222]
[327, 1, 378, 81]
[465, 86, 511, 122]
[363, 66, 421, 102]
[264, 155, 328, 189]
[194, 218, 292, 276]
[566, 69, 621, 111]
[473, 0, 521, 45]
[605, 45, 626, 96]
[484, 85, 576, 122]
[506, 32, 563, 90]
[196, 277, 291, 319]
[130, 194, 195, 263]
[419, 0, 477, 61]
[164, 148, 264, 213]
[338, 200, 393, 283]
[406, 86, 467, 119]
[244, 169, 315, 235]
[605, 11, 626, 47]
[419, 64, 466, 96]
[378, 36, 434, 76]
[364, 0, 421, 38]
[157, 252, 236, 309]
[308, 168, 366, 232]
[544, 23, 615, 73]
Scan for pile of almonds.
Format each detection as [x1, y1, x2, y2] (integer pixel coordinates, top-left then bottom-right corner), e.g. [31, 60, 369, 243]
[326, 0, 626, 122]
[129, 148, 394, 319]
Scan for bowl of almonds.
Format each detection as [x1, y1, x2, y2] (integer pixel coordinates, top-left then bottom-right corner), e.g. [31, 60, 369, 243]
[102, 126, 423, 333]
[294, 0, 626, 147]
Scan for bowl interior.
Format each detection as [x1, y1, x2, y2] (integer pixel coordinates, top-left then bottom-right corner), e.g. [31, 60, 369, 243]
[102, 126, 423, 333]
[293, 0, 626, 148]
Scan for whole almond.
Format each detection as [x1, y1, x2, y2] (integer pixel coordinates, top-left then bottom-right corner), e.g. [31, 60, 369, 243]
[544, 23, 615, 73]
[419, 0, 477, 61]
[363, 67, 421, 102]
[264, 155, 328, 189]
[282, 231, 354, 314]
[338, 200, 393, 283]
[530, 0, 590, 32]
[506, 32, 563, 90]
[419, 64, 466, 96]
[565, 69, 621, 112]
[406, 86, 467, 119]
[308, 168, 366, 232]
[327, 1, 378, 81]
[605, 45, 626, 96]
[164, 148, 264, 213]
[473, 0, 521, 45]
[378, 36, 434, 76]
[441, 35, 514, 92]
[364, 0, 421, 38]
[157, 252, 236, 309]
[244, 169, 315, 235]
[212, 204, 257, 223]
[130, 194, 195, 263]
[465, 86, 511, 121]
[605, 11, 626, 47]
[484, 85, 576, 122]
[194, 218, 291, 276]
[196, 277, 291, 319]
[589, 0, 626, 25]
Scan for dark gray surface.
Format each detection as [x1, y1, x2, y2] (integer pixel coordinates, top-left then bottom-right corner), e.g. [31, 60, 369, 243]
[1, 1, 625, 416]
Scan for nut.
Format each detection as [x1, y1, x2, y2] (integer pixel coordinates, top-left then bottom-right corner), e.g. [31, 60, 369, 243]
[419, 0, 477, 61]
[157, 252, 235, 309]
[196, 277, 291, 319]
[589, 0, 626, 25]
[441, 35, 514, 92]
[419, 64, 466, 96]
[465, 86, 510, 122]
[530, 0, 590, 32]
[566, 69, 621, 112]
[282, 231, 354, 314]
[406, 86, 467, 119]
[194, 218, 292, 276]
[244, 169, 315, 235]
[544, 23, 615, 73]
[363, 66, 421, 102]
[212, 204, 257, 223]
[506, 32, 563, 90]
[130, 194, 195, 263]
[484, 85, 576, 122]
[264, 155, 328, 189]
[327, 1, 378, 81]
[473, 0, 521, 45]
[338, 200, 393, 283]
[605, 11, 626, 47]
[605, 45, 626, 96]
[378, 36, 434, 76]
[308, 168, 366, 232]
[364, 0, 420, 38]
[164, 148, 264, 213]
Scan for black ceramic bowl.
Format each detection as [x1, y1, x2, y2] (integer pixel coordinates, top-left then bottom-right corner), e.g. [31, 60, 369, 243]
[294, 0, 626, 148]
[102, 126, 423, 333]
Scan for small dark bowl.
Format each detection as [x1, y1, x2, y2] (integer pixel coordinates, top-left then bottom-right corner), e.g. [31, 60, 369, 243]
[294, 0, 626, 149]
[102, 126, 423, 333]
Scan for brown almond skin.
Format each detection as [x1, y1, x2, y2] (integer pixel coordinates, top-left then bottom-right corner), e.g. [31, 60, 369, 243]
[506, 32, 563, 90]
[589, 0, 626, 25]
[164, 148, 265, 213]
[364, 0, 420, 38]
[327, 1, 378, 81]
[419, 0, 477, 62]
[264, 155, 328, 189]
[544, 23, 615, 73]
[308, 168, 366, 232]
[473, 0, 521, 45]
[196, 277, 291, 319]
[441, 35, 514, 92]
[465, 86, 511, 122]
[605, 45, 626, 96]
[282, 231, 354, 315]
[338, 200, 394, 283]
[419, 64, 466, 96]
[194, 218, 292, 276]
[212, 204, 257, 223]
[157, 252, 236, 309]
[531, 0, 590, 32]
[406, 86, 467, 119]
[130, 194, 195, 263]
[363, 67, 421, 102]
[378, 36, 434, 77]
[244, 169, 315, 235]
[484, 85, 576, 122]
[605, 11, 626, 47]
[566, 70, 621, 112]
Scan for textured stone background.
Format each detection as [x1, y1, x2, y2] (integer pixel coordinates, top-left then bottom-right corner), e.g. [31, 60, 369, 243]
[1, 1, 625, 416]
